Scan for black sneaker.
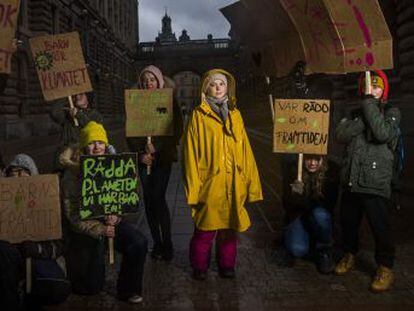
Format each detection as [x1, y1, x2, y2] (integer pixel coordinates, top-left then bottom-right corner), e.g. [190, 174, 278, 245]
[162, 243, 174, 261]
[316, 250, 334, 274]
[151, 243, 163, 260]
[219, 268, 236, 279]
[192, 269, 207, 281]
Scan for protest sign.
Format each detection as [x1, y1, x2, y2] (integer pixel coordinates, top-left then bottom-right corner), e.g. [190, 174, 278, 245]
[0, 0, 20, 73]
[273, 99, 330, 155]
[0, 174, 62, 243]
[125, 88, 174, 137]
[80, 153, 139, 220]
[279, 0, 392, 74]
[29, 31, 92, 101]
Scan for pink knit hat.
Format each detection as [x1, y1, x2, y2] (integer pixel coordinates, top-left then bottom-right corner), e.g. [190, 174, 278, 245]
[138, 65, 165, 89]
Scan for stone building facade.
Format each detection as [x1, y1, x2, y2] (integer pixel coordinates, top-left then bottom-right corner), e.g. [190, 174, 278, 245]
[0, 0, 138, 143]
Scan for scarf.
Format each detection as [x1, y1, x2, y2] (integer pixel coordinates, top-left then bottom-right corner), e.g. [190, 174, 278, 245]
[205, 95, 229, 123]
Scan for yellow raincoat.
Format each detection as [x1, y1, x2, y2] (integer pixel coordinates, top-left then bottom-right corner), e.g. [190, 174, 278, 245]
[182, 69, 263, 232]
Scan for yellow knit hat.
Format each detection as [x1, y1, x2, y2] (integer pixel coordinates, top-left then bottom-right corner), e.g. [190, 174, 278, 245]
[371, 75, 384, 90]
[80, 121, 108, 148]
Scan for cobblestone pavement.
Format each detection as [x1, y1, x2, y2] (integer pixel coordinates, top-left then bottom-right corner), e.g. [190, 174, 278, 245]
[48, 127, 414, 311]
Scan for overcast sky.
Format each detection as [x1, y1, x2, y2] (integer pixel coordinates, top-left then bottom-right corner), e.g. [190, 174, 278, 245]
[139, 0, 236, 42]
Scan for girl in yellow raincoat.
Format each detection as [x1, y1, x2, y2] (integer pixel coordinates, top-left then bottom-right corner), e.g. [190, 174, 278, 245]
[183, 69, 263, 280]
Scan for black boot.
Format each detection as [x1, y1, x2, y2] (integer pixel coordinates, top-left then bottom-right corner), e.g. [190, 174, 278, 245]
[219, 268, 236, 279]
[162, 241, 174, 261]
[192, 269, 207, 281]
[316, 249, 334, 274]
[151, 243, 163, 260]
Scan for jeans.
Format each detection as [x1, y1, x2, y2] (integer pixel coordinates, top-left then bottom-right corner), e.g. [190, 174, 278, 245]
[284, 207, 332, 258]
[190, 229, 237, 271]
[139, 163, 173, 249]
[341, 192, 395, 268]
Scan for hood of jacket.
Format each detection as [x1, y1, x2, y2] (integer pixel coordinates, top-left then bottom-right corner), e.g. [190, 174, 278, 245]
[138, 65, 165, 89]
[200, 69, 237, 109]
[6, 154, 39, 176]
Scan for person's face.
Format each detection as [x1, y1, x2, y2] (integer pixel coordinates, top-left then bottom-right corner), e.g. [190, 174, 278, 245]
[304, 156, 323, 173]
[140, 72, 158, 90]
[207, 79, 227, 99]
[8, 167, 31, 177]
[74, 93, 88, 109]
[372, 85, 384, 100]
[85, 141, 106, 155]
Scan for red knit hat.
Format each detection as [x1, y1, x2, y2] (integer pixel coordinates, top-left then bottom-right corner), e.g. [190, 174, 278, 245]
[358, 69, 389, 103]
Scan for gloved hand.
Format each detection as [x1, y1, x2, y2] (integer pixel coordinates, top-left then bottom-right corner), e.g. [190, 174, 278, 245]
[19, 241, 41, 258]
[290, 180, 305, 195]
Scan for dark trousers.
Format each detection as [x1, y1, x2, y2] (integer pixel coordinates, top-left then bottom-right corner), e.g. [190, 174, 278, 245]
[66, 222, 147, 297]
[0, 241, 23, 311]
[0, 241, 70, 311]
[115, 222, 148, 297]
[340, 192, 395, 268]
[139, 163, 173, 248]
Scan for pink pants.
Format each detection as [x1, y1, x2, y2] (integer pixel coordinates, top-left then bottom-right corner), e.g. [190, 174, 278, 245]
[189, 229, 238, 272]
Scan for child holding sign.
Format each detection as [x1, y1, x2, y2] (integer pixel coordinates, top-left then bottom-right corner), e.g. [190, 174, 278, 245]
[127, 65, 183, 261]
[60, 121, 147, 304]
[281, 154, 339, 274]
[0, 154, 70, 310]
[335, 70, 401, 292]
[183, 69, 263, 280]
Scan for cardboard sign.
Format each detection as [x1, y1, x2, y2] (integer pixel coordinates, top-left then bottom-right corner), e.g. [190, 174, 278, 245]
[0, 0, 20, 74]
[279, 0, 393, 74]
[0, 175, 62, 243]
[29, 31, 92, 101]
[125, 88, 174, 137]
[80, 154, 139, 220]
[273, 99, 330, 155]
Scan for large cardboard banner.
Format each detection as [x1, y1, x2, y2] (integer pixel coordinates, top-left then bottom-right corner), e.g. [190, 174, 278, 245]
[80, 154, 139, 220]
[125, 89, 174, 137]
[0, 175, 62, 243]
[29, 31, 92, 101]
[279, 0, 393, 74]
[273, 99, 330, 155]
[0, 0, 20, 74]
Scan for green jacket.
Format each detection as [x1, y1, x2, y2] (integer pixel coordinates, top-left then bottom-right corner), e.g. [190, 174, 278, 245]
[335, 97, 401, 199]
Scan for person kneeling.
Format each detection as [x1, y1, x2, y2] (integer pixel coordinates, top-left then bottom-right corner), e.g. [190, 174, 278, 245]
[0, 154, 70, 311]
[60, 121, 147, 304]
[282, 154, 339, 274]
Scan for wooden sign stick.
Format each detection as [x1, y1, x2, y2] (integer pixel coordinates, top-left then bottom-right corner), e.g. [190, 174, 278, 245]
[365, 71, 372, 95]
[26, 258, 32, 293]
[297, 153, 304, 182]
[265, 76, 275, 122]
[147, 136, 152, 175]
[68, 96, 79, 127]
[109, 237, 115, 265]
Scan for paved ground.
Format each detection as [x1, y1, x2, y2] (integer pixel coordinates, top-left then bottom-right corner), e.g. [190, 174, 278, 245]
[48, 125, 414, 310]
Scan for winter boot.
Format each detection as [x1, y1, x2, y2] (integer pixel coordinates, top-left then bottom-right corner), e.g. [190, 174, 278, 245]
[371, 266, 394, 292]
[335, 253, 355, 275]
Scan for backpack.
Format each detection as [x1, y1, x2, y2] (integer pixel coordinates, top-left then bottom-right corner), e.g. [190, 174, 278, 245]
[391, 127, 405, 191]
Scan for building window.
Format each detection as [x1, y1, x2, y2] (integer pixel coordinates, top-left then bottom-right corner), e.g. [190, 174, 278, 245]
[142, 46, 154, 52]
[214, 42, 228, 49]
